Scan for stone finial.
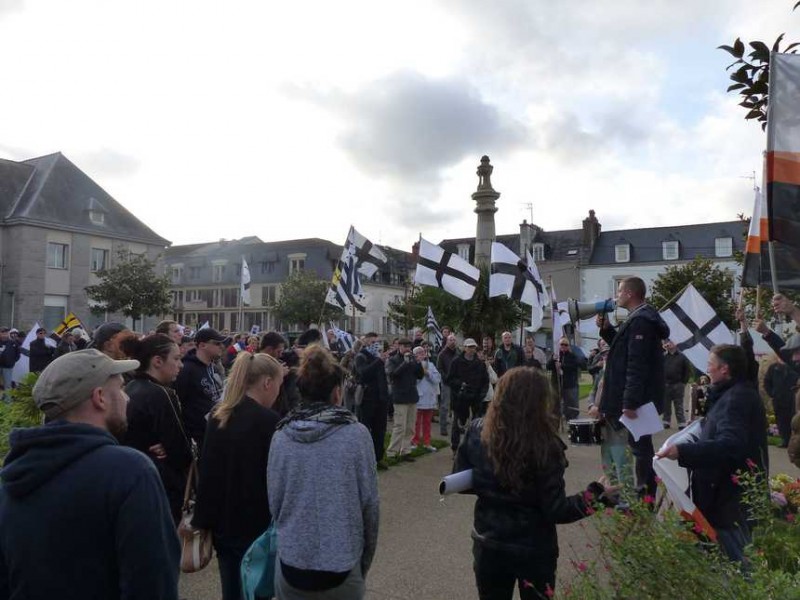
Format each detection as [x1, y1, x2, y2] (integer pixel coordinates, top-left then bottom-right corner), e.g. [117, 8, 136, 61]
[476, 155, 494, 191]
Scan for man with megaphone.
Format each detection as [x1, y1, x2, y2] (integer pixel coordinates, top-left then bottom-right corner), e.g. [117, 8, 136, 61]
[592, 276, 670, 498]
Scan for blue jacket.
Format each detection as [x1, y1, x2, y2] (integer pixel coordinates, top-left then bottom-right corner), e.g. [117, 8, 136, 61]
[0, 422, 180, 600]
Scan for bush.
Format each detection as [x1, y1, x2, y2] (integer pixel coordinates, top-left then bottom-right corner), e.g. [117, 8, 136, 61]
[0, 372, 42, 459]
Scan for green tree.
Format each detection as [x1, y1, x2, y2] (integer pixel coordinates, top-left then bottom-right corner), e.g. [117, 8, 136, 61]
[649, 256, 736, 328]
[85, 250, 172, 331]
[388, 267, 524, 340]
[271, 270, 342, 330]
[719, 2, 799, 129]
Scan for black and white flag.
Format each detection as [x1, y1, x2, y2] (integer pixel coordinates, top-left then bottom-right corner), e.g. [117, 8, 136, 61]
[425, 306, 443, 350]
[489, 242, 544, 307]
[330, 322, 356, 352]
[326, 227, 387, 312]
[240, 256, 251, 306]
[659, 283, 733, 373]
[414, 238, 479, 300]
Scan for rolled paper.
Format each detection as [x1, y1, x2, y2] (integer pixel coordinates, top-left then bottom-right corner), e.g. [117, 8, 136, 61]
[439, 469, 473, 495]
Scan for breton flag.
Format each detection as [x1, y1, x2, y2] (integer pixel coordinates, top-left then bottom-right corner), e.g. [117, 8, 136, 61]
[11, 323, 41, 384]
[425, 306, 443, 350]
[329, 322, 356, 352]
[659, 284, 733, 373]
[414, 238, 479, 300]
[326, 227, 387, 312]
[489, 243, 542, 306]
[766, 52, 800, 248]
[51, 312, 85, 342]
[240, 257, 251, 306]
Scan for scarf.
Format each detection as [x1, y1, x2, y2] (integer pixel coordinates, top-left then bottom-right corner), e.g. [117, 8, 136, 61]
[277, 401, 357, 430]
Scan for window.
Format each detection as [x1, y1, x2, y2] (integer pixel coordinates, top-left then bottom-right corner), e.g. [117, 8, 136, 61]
[615, 243, 630, 263]
[662, 241, 679, 260]
[261, 261, 275, 274]
[189, 266, 201, 280]
[715, 237, 733, 257]
[216, 288, 238, 308]
[89, 210, 105, 225]
[262, 285, 277, 306]
[532, 243, 545, 263]
[46, 242, 69, 269]
[212, 264, 225, 282]
[90, 248, 109, 272]
[170, 266, 184, 283]
[567, 249, 578, 256]
[457, 244, 470, 262]
[288, 253, 306, 274]
[43, 295, 68, 331]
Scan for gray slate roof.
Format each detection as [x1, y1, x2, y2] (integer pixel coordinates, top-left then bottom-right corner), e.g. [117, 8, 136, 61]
[0, 152, 169, 246]
[441, 228, 586, 262]
[588, 221, 746, 265]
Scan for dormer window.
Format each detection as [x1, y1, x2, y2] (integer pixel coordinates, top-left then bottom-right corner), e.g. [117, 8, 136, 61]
[662, 241, 679, 260]
[715, 237, 733, 257]
[615, 243, 630, 263]
[457, 244, 470, 262]
[532, 243, 545, 262]
[87, 197, 107, 226]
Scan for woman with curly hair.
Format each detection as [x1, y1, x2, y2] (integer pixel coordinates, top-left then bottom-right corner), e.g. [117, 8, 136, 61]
[454, 367, 614, 600]
[268, 345, 379, 599]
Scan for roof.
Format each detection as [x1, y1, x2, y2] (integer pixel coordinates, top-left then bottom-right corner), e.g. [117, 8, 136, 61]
[588, 220, 746, 265]
[441, 228, 586, 262]
[166, 237, 342, 262]
[0, 152, 169, 246]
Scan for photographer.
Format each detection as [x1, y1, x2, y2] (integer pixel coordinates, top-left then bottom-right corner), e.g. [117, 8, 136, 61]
[446, 338, 489, 453]
[386, 339, 424, 460]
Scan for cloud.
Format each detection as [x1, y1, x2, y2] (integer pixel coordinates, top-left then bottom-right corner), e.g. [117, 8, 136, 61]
[74, 148, 140, 178]
[0, 0, 24, 16]
[295, 71, 528, 184]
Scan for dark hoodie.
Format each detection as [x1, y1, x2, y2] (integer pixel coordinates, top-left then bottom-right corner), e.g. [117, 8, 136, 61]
[173, 352, 224, 448]
[0, 421, 180, 600]
[599, 304, 670, 418]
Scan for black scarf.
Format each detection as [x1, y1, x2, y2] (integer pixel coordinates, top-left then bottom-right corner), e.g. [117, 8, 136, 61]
[277, 401, 357, 430]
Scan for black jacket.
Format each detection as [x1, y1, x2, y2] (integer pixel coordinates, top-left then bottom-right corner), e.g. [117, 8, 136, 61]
[494, 344, 524, 377]
[664, 351, 692, 385]
[193, 397, 280, 545]
[386, 353, 424, 404]
[677, 379, 768, 529]
[0, 340, 20, 369]
[124, 374, 193, 523]
[0, 422, 179, 599]
[455, 419, 598, 557]
[28, 339, 54, 374]
[354, 349, 389, 406]
[764, 362, 799, 411]
[547, 350, 581, 390]
[436, 346, 458, 384]
[174, 353, 224, 448]
[447, 354, 489, 403]
[599, 304, 670, 417]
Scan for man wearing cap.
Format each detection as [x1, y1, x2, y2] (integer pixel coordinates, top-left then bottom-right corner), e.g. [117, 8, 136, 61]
[0, 349, 180, 599]
[446, 338, 489, 452]
[385, 338, 424, 460]
[0, 327, 21, 402]
[174, 328, 227, 448]
[90, 322, 135, 359]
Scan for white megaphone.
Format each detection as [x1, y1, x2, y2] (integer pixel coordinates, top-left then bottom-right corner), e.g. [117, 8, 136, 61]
[567, 298, 618, 324]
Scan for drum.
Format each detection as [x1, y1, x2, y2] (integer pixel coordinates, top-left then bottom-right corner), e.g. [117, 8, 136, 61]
[568, 418, 603, 446]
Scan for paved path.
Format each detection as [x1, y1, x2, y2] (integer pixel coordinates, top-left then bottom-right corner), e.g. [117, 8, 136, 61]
[179, 430, 795, 599]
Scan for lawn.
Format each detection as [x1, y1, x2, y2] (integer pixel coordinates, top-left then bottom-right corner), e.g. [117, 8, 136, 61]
[382, 432, 449, 468]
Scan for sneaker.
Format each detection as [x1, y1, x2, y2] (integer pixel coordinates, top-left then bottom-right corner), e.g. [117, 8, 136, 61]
[400, 454, 416, 462]
[425, 445, 437, 452]
[409, 444, 418, 451]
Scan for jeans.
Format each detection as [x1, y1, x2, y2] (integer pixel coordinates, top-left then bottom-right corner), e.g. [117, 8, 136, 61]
[472, 541, 556, 600]
[601, 420, 633, 487]
[439, 385, 451, 435]
[629, 432, 656, 496]
[716, 523, 751, 564]
[358, 399, 388, 463]
[214, 535, 251, 600]
[662, 383, 686, 426]
[1, 368, 14, 402]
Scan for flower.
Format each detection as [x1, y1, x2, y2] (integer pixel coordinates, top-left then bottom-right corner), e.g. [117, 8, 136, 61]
[643, 495, 654, 505]
[585, 505, 596, 516]
[731, 475, 740, 486]
[544, 583, 555, 598]
[605, 508, 615, 516]
[522, 580, 533, 589]
[693, 523, 704, 534]
[654, 475, 662, 484]
[771, 491, 788, 508]
[787, 513, 796, 523]
[745, 458, 756, 470]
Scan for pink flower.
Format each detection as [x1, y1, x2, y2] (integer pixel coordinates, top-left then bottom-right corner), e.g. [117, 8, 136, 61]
[731, 475, 740, 486]
[643, 495, 654, 505]
[522, 580, 533, 589]
[693, 523, 703, 534]
[772, 492, 788, 507]
[583, 490, 594, 503]
[585, 505, 596, 515]
[544, 583, 555, 598]
[575, 561, 588, 573]
[654, 475, 662, 484]
[745, 458, 757, 470]
[787, 514, 796, 523]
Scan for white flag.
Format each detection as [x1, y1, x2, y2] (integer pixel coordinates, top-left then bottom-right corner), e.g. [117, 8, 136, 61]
[489, 243, 541, 306]
[549, 282, 568, 351]
[326, 241, 366, 311]
[11, 323, 40, 384]
[348, 226, 388, 278]
[659, 283, 734, 373]
[240, 257, 251, 306]
[414, 238, 479, 300]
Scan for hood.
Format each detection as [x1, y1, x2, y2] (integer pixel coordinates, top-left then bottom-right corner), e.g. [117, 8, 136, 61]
[277, 402, 357, 444]
[280, 419, 349, 444]
[1, 421, 117, 498]
[633, 304, 671, 340]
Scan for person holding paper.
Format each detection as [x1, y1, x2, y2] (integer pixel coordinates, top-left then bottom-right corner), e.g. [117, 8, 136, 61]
[596, 276, 670, 497]
[656, 344, 768, 563]
[454, 367, 616, 599]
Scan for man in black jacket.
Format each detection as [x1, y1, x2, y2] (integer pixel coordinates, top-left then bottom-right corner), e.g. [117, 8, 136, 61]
[657, 344, 768, 563]
[547, 337, 581, 421]
[436, 333, 458, 436]
[29, 328, 54, 374]
[662, 340, 692, 429]
[385, 338, 424, 460]
[494, 331, 523, 377]
[355, 332, 390, 468]
[0, 327, 21, 401]
[447, 338, 489, 452]
[597, 277, 669, 497]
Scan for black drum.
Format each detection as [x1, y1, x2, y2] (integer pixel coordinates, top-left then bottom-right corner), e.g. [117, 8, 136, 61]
[568, 418, 603, 446]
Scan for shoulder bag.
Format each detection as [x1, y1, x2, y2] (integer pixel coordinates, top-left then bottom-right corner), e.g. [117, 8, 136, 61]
[241, 521, 278, 600]
[177, 459, 214, 573]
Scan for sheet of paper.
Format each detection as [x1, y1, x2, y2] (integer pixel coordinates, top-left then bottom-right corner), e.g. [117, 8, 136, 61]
[619, 402, 663, 442]
[439, 469, 473, 496]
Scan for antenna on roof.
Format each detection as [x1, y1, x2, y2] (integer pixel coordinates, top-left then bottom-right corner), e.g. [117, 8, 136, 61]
[521, 202, 533, 224]
[739, 171, 756, 191]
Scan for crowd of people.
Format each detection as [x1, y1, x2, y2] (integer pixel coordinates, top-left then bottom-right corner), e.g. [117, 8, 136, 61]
[0, 276, 798, 599]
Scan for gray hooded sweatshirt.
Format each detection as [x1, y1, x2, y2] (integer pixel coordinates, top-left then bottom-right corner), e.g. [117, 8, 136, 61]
[267, 410, 380, 576]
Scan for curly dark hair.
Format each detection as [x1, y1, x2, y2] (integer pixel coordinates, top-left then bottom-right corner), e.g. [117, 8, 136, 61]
[481, 367, 562, 492]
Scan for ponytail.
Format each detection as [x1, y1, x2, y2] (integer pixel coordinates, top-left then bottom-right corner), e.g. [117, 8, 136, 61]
[213, 350, 282, 427]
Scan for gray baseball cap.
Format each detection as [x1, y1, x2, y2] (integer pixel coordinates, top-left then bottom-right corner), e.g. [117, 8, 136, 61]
[33, 349, 139, 419]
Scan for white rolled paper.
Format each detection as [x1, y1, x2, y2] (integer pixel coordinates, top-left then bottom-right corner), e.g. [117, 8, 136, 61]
[439, 469, 473, 495]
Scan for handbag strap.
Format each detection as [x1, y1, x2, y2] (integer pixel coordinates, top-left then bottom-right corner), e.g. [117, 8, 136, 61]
[183, 459, 197, 511]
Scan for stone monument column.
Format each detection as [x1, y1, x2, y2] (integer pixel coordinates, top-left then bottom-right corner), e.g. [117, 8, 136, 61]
[472, 155, 500, 267]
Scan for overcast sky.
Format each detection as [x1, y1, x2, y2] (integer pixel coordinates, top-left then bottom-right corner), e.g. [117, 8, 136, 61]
[1, 1, 798, 251]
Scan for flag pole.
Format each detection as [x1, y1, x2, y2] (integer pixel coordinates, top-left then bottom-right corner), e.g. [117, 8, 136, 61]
[755, 285, 762, 320]
[768, 241, 779, 294]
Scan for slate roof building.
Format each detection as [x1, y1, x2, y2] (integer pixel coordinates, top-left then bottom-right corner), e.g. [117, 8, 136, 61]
[0, 152, 169, 332]
[165, 236, 413, 336]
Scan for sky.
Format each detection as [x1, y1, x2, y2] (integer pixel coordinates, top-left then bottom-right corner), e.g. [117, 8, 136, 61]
[0, 0, 798, 251]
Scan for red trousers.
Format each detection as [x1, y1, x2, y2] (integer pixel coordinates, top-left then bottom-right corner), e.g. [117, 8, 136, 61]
[412, 409, 434, 446]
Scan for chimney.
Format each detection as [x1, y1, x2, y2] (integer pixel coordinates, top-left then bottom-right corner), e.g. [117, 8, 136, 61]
[519, 219, 534, 256]
[582, 210, 601, 250]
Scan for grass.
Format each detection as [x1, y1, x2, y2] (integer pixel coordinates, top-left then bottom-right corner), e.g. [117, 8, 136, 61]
[578, 381, 594, 400]
[768, 435, 784, 447]
[381, 432, 449, 468]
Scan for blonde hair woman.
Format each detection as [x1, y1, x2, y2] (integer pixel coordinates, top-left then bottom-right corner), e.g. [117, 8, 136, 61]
[193, 351, 284, 600]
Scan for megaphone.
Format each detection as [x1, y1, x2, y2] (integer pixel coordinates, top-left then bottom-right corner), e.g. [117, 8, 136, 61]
[567, 298, 617, 324]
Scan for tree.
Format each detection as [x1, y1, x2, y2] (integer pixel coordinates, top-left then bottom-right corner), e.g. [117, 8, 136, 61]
[719, 2, 800, 129]
[271, 270, 342, 330]
[649, 256, 736, 328]
[388, 266, 524, 340]
[85, 250, 172, 331]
